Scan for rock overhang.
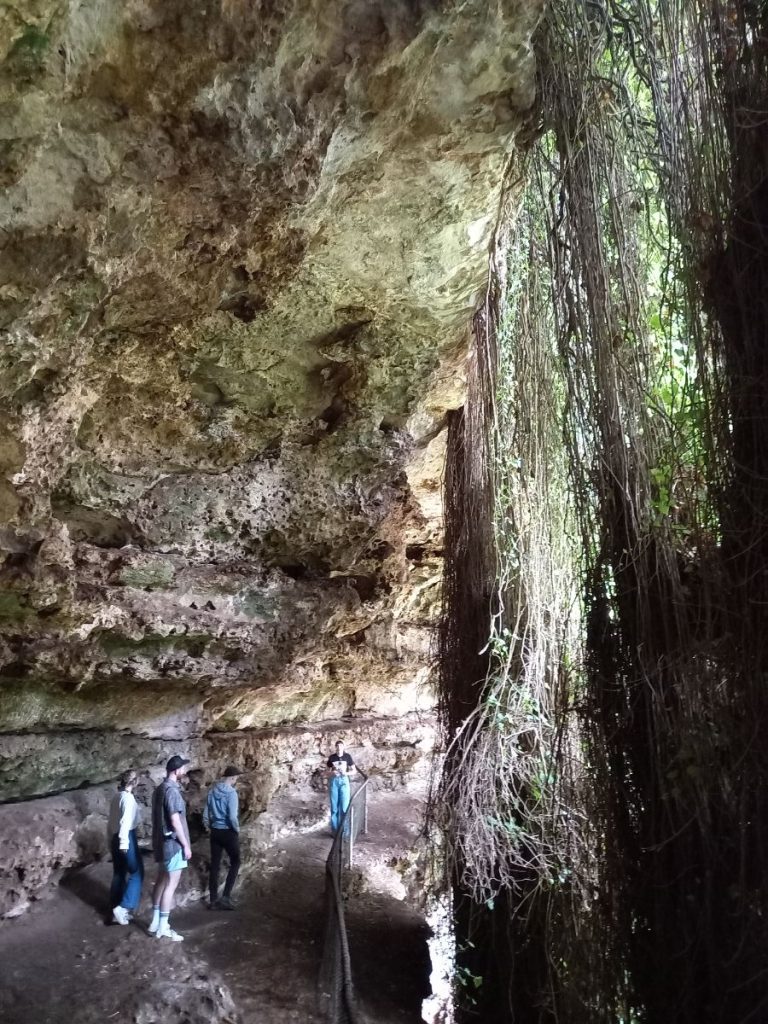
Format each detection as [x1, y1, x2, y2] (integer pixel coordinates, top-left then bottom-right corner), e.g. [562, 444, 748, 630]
[0, 0, 543, 805]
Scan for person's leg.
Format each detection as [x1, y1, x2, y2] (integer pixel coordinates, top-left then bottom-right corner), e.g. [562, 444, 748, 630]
[151, 869, 167, 907]
[221, 830, 240, 900]
[149, 866, 168, 932]
[159, 868, 181, 911]
[110, 833, 133, 923]
[340, 778, 351, 835]
[122, 831, 143, 912]
[137, 837, 145, 888]
[156, 866, 183, 940]
[109, 833, 125, 910]
[330, 776, 341, 832]
[209, 831, 224, 903]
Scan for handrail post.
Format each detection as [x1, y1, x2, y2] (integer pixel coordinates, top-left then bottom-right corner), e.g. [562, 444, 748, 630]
[348, 805, 354, 869]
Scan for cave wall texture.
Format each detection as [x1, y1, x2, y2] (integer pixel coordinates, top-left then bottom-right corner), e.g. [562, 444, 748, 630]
[0, 0, 542, 916]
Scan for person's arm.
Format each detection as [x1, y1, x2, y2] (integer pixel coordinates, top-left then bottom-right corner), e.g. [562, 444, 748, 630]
[228, 789, 240, 832]
[118, 793, 133, 851]
[107, 794, 118, 846]
[166, 787, 191, 858]
[347, 756, 356, 777]
[170, 811, 191, 859]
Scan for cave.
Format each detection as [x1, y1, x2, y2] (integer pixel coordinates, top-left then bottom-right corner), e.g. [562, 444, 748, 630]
[1, 2, 767, 1023]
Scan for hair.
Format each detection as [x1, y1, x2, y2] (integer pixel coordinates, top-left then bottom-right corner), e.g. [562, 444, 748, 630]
[335, 739, 344, 747]
[118, 769, 138, 790]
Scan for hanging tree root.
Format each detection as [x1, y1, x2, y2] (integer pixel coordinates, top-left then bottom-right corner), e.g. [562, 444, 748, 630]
[433, 2, 768, 1021]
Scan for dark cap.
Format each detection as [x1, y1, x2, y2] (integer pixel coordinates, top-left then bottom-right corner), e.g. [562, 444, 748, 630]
[166, 755, 191, 773]
[223, 765, 242, 778]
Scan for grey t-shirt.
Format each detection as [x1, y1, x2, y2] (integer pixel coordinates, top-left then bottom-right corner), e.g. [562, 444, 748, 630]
[152, 778, 189, 863]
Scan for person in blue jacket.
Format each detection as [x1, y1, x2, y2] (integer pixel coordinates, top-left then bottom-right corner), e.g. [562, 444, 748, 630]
[203, 765, 242, 909]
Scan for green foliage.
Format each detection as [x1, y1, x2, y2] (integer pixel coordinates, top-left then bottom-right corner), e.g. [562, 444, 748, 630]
[455, 963, 483, 998]
[454, 940, 484, 1008]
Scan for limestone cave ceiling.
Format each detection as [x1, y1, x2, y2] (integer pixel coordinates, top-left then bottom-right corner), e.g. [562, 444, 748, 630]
[0, 0, 541, 801]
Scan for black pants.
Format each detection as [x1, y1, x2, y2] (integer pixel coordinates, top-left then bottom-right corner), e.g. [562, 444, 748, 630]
[210, 828, 240, 900]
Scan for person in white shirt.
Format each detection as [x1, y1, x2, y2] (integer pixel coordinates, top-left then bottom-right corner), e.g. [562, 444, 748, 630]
[107, 769, 143, 925]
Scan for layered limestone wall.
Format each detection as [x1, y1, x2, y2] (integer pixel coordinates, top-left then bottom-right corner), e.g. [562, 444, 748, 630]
[0, 0, 542, 914]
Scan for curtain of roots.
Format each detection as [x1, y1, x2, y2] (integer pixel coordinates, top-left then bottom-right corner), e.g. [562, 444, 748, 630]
[437, 2, 768, 1022]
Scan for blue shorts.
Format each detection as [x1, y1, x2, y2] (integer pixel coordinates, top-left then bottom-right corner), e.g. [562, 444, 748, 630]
[165, 850, 188, 872]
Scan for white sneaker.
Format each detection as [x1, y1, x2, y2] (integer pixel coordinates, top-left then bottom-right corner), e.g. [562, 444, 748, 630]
[112, 906, 130, 926]
[148, 917, 160, 934]
[156, 927, 184, 942]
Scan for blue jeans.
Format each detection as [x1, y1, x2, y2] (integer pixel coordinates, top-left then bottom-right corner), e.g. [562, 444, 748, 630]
[110, 830, 144, 911]
[329, 775, 351, 834]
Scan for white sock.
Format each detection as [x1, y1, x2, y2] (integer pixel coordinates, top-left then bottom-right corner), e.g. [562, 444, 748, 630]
[150, 904, 160, 927]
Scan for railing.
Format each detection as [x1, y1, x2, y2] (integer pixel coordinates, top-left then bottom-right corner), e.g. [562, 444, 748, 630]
[319, 770, 370, 1024]
[346, 773, 368, 868]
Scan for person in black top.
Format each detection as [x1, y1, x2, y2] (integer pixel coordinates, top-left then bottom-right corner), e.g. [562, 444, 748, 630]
[325, 740, 356, 834]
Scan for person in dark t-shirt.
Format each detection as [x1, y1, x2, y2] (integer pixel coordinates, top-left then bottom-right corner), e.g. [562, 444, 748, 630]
[325, 740, 356, 835]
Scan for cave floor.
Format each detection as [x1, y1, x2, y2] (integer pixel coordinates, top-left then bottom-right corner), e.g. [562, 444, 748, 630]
[0, 789, 431, 1024]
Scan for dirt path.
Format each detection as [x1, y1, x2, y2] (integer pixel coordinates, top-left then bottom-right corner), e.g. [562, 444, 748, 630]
[0, 788, 430, 1024]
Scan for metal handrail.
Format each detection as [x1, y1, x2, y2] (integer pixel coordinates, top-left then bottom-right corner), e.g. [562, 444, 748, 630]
[322, 769, 370, 1024]
[347, 773, 369, 869]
